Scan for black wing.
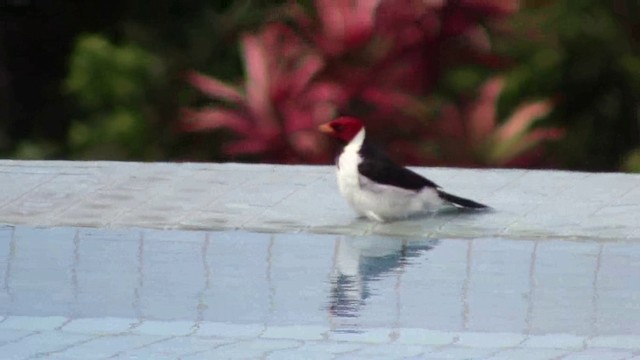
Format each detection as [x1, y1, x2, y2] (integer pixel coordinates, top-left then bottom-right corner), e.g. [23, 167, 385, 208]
[357, 141, 439, 191]
[438, 190, 489, 209]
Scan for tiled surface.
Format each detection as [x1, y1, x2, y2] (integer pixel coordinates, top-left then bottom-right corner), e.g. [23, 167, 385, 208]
[0, 227, 639, 359]
[0, 161, 639, 239]
[0, 160, 639, 359]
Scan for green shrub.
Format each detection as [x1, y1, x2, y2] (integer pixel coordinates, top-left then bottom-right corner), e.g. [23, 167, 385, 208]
[65, 34, 164, 159]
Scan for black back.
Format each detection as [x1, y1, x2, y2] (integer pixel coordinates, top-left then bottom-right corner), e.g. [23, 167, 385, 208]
[357, 140, 438, 191]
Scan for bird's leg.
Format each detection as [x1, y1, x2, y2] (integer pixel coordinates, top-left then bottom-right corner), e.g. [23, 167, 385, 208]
[365, 211, 386, 222]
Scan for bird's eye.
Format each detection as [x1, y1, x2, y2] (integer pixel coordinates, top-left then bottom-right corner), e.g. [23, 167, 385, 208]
[332, 124, 344, 131]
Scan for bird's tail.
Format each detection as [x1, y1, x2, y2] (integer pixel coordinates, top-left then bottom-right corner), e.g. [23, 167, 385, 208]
[438, 190, 489, 210]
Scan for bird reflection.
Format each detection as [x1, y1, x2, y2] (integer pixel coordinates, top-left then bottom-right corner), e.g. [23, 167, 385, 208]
[327, 236, 437, 332]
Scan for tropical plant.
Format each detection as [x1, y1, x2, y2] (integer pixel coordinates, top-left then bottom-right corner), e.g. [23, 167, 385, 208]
[183, 23, 337, 163]
[183, 0, 535, 165]
[65, 34, 164, 159]
[495, 0, 640, 171]
[426, 77, 563, 167]
[61, 1, 284, 161]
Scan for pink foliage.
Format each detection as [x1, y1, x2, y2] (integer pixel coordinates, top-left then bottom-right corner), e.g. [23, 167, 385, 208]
[182, 0, 559, 166]
[183, 23, 342, 162]
[429, 77, 564, 167]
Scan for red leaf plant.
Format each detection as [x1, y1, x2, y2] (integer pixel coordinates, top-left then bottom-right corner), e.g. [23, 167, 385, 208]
[426, 77, 564, 167]
[182, 0, 521, 164]
[182, 23, 341, 163]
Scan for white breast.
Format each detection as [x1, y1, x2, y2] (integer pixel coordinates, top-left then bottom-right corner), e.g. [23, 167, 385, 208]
[336, 130, 365, 212]
[335, 129, 442, 222]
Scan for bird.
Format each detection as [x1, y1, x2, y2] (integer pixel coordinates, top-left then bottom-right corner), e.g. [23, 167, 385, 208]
[319, 116, 489, 222]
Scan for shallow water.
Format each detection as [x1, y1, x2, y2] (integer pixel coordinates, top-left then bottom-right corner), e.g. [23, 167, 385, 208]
[1, 225, 639, 338]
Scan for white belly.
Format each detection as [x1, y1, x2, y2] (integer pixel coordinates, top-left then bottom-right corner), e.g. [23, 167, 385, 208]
[336, 151, 442, 222]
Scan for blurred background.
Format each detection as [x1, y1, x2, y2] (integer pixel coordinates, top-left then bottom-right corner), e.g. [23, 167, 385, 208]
[1, 0, 639, 172]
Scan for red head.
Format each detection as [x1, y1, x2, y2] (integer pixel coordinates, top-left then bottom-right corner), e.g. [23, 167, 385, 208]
[318, 116, 365, 143]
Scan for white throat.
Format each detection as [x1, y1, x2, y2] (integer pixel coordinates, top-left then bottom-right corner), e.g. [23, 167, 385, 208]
[344, 128, 365, 152]
[336, 128, 365, 210]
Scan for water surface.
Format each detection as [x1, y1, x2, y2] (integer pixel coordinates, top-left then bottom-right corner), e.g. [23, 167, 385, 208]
[1, 226, 638, 338]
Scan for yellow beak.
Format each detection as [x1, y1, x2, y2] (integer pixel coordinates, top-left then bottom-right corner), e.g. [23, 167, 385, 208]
[318, 123, 334, 134]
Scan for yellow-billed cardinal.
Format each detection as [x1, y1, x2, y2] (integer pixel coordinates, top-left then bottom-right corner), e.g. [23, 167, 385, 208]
[319, 116, 489, 222]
